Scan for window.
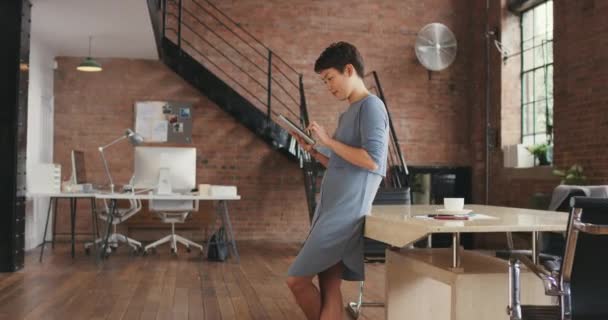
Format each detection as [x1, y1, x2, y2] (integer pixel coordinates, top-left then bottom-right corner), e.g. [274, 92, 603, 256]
[521, 0, 553, 146]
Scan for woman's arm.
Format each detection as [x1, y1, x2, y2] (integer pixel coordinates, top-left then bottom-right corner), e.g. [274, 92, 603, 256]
[308, 101, 388, 172]
[309, 148, 330, 168]
[325, 138, 377, 171]
[307, 122, 378, 171]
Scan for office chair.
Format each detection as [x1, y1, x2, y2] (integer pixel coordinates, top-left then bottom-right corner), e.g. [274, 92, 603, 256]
[497, 187, 587, 272]
[84, 196, 142, 255]
[143, 198, 203, 255]
[507, 197, 608, 320]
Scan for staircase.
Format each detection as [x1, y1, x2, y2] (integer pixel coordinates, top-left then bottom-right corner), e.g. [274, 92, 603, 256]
[146, 0, 410, 259]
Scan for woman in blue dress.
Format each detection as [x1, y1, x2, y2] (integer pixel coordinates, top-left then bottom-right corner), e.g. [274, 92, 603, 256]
[286, 42, 389, 320]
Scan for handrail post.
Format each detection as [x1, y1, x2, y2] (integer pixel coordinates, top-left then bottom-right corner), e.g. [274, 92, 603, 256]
[267, 50, 272, 120]
[177, 0, 182, 49]
[299, 74, 309, 127]
[373, 71, 408, 176]
[162, 0, 167, 38]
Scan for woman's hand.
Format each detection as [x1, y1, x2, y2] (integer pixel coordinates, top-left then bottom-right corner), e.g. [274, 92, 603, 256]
[307, 121, 333, 148]
[289, 131, 314, 152]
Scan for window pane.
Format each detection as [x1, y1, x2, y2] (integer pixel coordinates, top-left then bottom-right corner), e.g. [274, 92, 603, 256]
[535, 99, 547, 135]
[521, 1, 553, 147]
[523, 42, 534, 71]
[534, 69, 547, 101]
[522, 72, 533, 104]
[522, 103, 529, 135]
[547, 2, 554, 36]
[547, 65, 554, 97]
[523, 103, 535, 136]
[534, 3, 547, 39]
[522, 11, 533, 42]
[534, 133, 547, 145]
[547, 99, 554, 128]
[535, 42, 547, 69]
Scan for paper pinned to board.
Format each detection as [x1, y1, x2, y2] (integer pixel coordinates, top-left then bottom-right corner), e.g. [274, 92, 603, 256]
[135, 101, 168, 142]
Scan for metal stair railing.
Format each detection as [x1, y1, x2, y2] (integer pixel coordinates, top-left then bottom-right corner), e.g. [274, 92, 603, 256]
[160, 0, 306, 130]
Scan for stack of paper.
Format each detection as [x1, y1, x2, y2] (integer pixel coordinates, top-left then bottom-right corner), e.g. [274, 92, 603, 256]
[209, 185, 238, 197]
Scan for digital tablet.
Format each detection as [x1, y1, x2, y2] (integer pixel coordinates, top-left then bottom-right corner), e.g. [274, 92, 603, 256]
[278, 114, 316, 145]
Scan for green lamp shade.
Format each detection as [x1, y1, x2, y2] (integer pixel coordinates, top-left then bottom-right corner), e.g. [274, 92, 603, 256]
[77, 57, 102, 72]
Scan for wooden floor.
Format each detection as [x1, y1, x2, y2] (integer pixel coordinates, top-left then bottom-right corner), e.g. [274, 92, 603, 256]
[0, 241, 385, 320]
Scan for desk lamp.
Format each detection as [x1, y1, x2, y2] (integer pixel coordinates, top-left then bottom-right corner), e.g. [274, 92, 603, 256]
[99, 128, 143, 193]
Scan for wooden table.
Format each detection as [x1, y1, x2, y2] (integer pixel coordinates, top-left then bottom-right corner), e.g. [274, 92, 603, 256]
[366, 204, 568, 268]
[363, 204, 568, 320]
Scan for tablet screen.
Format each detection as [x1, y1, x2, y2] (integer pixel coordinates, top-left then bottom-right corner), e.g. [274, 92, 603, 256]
[278, 115, 316, 145]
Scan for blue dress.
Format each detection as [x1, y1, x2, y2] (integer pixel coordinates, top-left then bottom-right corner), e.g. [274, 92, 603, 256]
[288, 95, 389, 281]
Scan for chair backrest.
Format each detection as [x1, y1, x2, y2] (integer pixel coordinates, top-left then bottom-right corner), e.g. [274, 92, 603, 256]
[554, 189, 587, 212]
[561, 197, 608, 318]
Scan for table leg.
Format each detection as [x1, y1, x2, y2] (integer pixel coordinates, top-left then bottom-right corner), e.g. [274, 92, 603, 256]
[91, 199, 99, 238]
[452, 232, 461, 269]
[532, 231, 539, 265]
[39, 197, 55, 263]
[71, 198, 77, 258]
[218, 200, 239, 263]
[51, 197, 58, 249]
[90, 198, 99, 263]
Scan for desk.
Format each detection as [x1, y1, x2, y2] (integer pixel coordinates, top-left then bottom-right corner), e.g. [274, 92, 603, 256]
[95, 192, 241, 261]
[366, 204, 568, 268]
[363, 204, 568, 320]
[30, 192, 98, 262]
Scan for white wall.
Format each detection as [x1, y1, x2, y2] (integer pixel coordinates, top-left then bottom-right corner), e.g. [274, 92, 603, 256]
[25, 15, 56, 250]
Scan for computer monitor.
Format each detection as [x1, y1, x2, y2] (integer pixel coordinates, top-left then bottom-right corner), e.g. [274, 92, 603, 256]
[70, 150, 87, 184]
[132, 147, 196, 193]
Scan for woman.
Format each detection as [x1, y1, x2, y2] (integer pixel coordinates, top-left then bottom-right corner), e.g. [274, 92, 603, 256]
[286, 42, 389, 320]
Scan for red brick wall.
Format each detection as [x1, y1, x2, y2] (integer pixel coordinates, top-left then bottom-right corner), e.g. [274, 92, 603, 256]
[470, 0, 608, 208]
[53, 0, 608, 241]
[181, 0, 476, 166]
[552, 0, 608, 184]
[54, 1, 478, 240]
[53, 57, 309, 241]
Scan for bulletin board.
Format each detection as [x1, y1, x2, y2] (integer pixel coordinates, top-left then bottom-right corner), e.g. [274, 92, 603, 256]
[134, 101, 193, 143]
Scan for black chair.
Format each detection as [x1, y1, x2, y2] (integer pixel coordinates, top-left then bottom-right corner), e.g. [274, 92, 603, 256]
[496, 188, 587, 272]
[507, 197, 608, 320]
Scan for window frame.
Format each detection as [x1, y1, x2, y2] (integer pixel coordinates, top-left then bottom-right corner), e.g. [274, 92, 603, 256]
[520, 0, 554, 147]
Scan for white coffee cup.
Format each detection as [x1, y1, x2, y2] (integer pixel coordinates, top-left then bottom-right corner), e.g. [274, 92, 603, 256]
[444, 198, 464, 211]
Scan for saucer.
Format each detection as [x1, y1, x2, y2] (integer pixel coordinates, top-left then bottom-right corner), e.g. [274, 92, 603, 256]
[436, 208, 473, 215]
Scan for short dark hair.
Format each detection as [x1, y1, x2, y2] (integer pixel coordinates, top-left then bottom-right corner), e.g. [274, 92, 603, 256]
[314, 42, 365, 78]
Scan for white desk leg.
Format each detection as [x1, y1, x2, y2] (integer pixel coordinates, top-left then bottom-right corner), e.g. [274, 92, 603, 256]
[218, 200, 240, 263]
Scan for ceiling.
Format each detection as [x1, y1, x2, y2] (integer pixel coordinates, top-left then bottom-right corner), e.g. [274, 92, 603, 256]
[31, 0, 158, 60]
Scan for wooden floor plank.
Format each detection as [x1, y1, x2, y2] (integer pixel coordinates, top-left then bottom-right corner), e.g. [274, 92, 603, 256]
[0, 241, 386, 320]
